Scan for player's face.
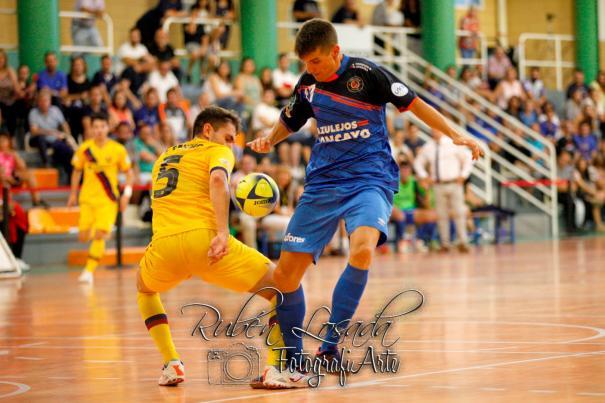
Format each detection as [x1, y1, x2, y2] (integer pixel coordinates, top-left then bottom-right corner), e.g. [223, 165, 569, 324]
[207, 122, 235, 146]
[300, 45, 341, 82]
[91, 119, 109, 140]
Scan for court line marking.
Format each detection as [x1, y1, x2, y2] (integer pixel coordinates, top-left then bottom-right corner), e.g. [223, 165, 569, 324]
[17, 342, 47, 348]
[480, 387, 506, 391]
[431, 385, 459, 389]
[0, 351, 7, 356]
[380, 384, 409, 388]
[199, 350, 605, 402]
[577, 392, 605, 397]
[47, 377, 75, 380]
[529, 389, 555, 394]
[84, 360, 134, 363]
[15, 357, 43, 361]
[0, 381, 30, 399]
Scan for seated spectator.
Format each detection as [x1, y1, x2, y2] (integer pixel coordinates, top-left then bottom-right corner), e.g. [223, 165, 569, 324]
[184, 1, 210, 82]
[556, 120, 577, 155]
[135, 0, 186, 49]
[214, 0, 235, 48]
[108, 90, 135, 132]
[66, 56, 92, 139]
[574, 157, 605, 231]
[404, 123, 424, 156]
[372, 0, 403, 26]
[566, 88, 584, 122]
[402, 0, 421, 28]
[251, 88, 280, 136]
[556, 150, 577, 234]
[35, 51, 67, 104]
[202, 61, 245, 115]
[159, 87, 191, 143]
[538, 102, 560, 140]
[494, 67, 524, 110]
[230, 154, 259, 248]
[0, 50, 20, 138]
[506, 96, 522, 118]
[120, 61, 150, 98]
[589, 70, 605, 113]
[523, 67, 546, 105]
[189, 91, 211, 121]
[114, 121, 136, 162]
[293, 0, 321, 23]
[272, 54, 297, 106]
[117, 27, 151, 75]
[458, 6, 480, 59]
[159, 121, 176, 150]
[148, 29, 182, 80]
[332, 0, 361, 25]
[92, 54, 117, 96]
[574, 120, 599, 161]
[487, 46, 512, 90]
[146, 60, 179, 103]
[0, 132, 45, 206]
[71, 0, 105, 50]
[566, 68, 590, 100]
[28, 89, 75, 176]
[235, 57, 263, 114]
[259, 66, 274, 92]
[135, 88, 161, 135]
[134, 123, 162, 184]
[519, 101, 538, 128]
[14, 65, 35, 148]
[82, 85, 108, 140]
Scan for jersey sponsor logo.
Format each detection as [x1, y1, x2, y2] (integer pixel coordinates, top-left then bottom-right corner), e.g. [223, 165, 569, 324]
[318, 129, 371, 143]
[317, 120, 359, 135]
[347, 76, 364, 93]
[303, 84, 316, 102]
[351, 62, 372, 72]
[317, 120, 371, 143]
[284, 233, 305, 243]
[377, 217, 386, 226]
[391, 83, 409, 97]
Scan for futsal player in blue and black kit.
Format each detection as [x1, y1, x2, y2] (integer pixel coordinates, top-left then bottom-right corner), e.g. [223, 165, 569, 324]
[249, 19, 483, 387]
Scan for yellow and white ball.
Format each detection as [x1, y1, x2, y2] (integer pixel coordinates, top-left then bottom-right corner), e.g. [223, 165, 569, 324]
[234, 173, 280, 218]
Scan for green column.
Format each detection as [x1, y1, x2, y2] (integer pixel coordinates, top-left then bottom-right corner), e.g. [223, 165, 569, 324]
[17, 0, 60, 73]
[575, 0, 599, 83]
[421, 0, 456, 70]
[240, 0, 277, 69]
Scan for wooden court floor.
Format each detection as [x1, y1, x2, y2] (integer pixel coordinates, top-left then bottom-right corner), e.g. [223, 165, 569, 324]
[1, 237, 605, 402]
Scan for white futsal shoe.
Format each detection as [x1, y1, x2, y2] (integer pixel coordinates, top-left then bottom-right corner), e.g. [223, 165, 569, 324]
[78, 269, 94, 284]
[250, 366, 312, 389]
[159, 360, 185, 386]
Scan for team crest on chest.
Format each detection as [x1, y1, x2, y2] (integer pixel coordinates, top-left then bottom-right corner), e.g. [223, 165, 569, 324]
[303, 84, 316, 102]
[347, 76, 364, 93]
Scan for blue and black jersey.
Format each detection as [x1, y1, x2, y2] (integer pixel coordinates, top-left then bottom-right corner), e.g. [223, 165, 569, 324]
[280, 55, 417, 192]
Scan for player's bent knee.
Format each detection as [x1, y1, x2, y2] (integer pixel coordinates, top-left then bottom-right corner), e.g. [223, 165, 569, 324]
[78, 231, 90, 243]
[136, 268, 155, 294]
[273, 266, 301, 293]
[349, 244, 375, 269]
[94, 230, 109, 240]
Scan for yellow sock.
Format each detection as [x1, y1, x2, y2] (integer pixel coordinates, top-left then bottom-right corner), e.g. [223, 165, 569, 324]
[137, 292, 180, 363]
[266, 296, 286, 369]
[84, 239, 105, 273]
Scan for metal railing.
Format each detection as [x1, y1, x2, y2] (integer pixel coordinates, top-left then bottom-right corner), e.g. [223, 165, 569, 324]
[162, 16, 239, 60]
[455, 29, 488, 74]
[0, 8, 17, 50]
[518, 33, 575, 91]
[59, 10, 114, 55]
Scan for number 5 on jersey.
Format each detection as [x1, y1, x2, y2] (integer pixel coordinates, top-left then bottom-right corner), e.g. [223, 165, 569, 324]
[154, 155, 184, 199]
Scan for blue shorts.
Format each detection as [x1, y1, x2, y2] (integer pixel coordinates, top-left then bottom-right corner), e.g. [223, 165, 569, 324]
[282, 185, 394, 263]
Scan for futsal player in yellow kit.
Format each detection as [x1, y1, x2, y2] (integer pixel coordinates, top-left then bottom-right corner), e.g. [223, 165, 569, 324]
[136, 106, 310, 388]
[67, 112, 134, 284]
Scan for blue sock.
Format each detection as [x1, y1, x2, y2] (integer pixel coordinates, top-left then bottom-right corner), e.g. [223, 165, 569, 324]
[275, 286, 305, 366]
[321, 264, 368, 353]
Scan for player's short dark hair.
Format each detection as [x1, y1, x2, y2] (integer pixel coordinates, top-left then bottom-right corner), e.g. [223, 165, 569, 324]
[295, 18, 338, 57]
[193, 106, 240, 137]
[90, 112, 109, 124]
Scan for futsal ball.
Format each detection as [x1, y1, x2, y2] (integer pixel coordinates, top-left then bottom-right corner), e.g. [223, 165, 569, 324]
[234, 173, 280, 218]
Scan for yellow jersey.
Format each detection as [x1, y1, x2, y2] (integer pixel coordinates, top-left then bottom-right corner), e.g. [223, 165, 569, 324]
[150, 137, 235, 240]
[72, 139, 132, 205]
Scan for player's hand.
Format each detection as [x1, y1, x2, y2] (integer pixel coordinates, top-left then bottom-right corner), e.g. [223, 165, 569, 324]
[119, 194, 129, 212]
[246, 136, 272, 153]
[67, 192, 78, 208]
[208, 231, 229, 264]
[453, 136, 484, 160]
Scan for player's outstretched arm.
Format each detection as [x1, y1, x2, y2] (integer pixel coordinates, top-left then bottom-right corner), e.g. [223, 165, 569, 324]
[208, 169, 230, 264]
[247, 121, 291, 153]
[409, 98, 484, 160]
[120, 168, 135, 212]
[67, 169, 82, 207]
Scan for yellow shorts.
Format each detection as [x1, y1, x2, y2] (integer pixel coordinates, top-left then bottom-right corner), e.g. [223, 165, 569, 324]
[139, 228, 272, 293]
[79, 202, 118, 233]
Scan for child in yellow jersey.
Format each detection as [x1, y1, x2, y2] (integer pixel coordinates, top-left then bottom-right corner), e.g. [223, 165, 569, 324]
[136, 106, 311, 389]
[68, 113, 134, 284]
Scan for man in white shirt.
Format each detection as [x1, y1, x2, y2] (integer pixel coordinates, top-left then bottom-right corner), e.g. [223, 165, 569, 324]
[414, 129, 473, 252]
[146, 60, 179, 103]
[252, 89, 281, 136]
[272, 53, 298, 106]
[117, 27, 151, 74]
